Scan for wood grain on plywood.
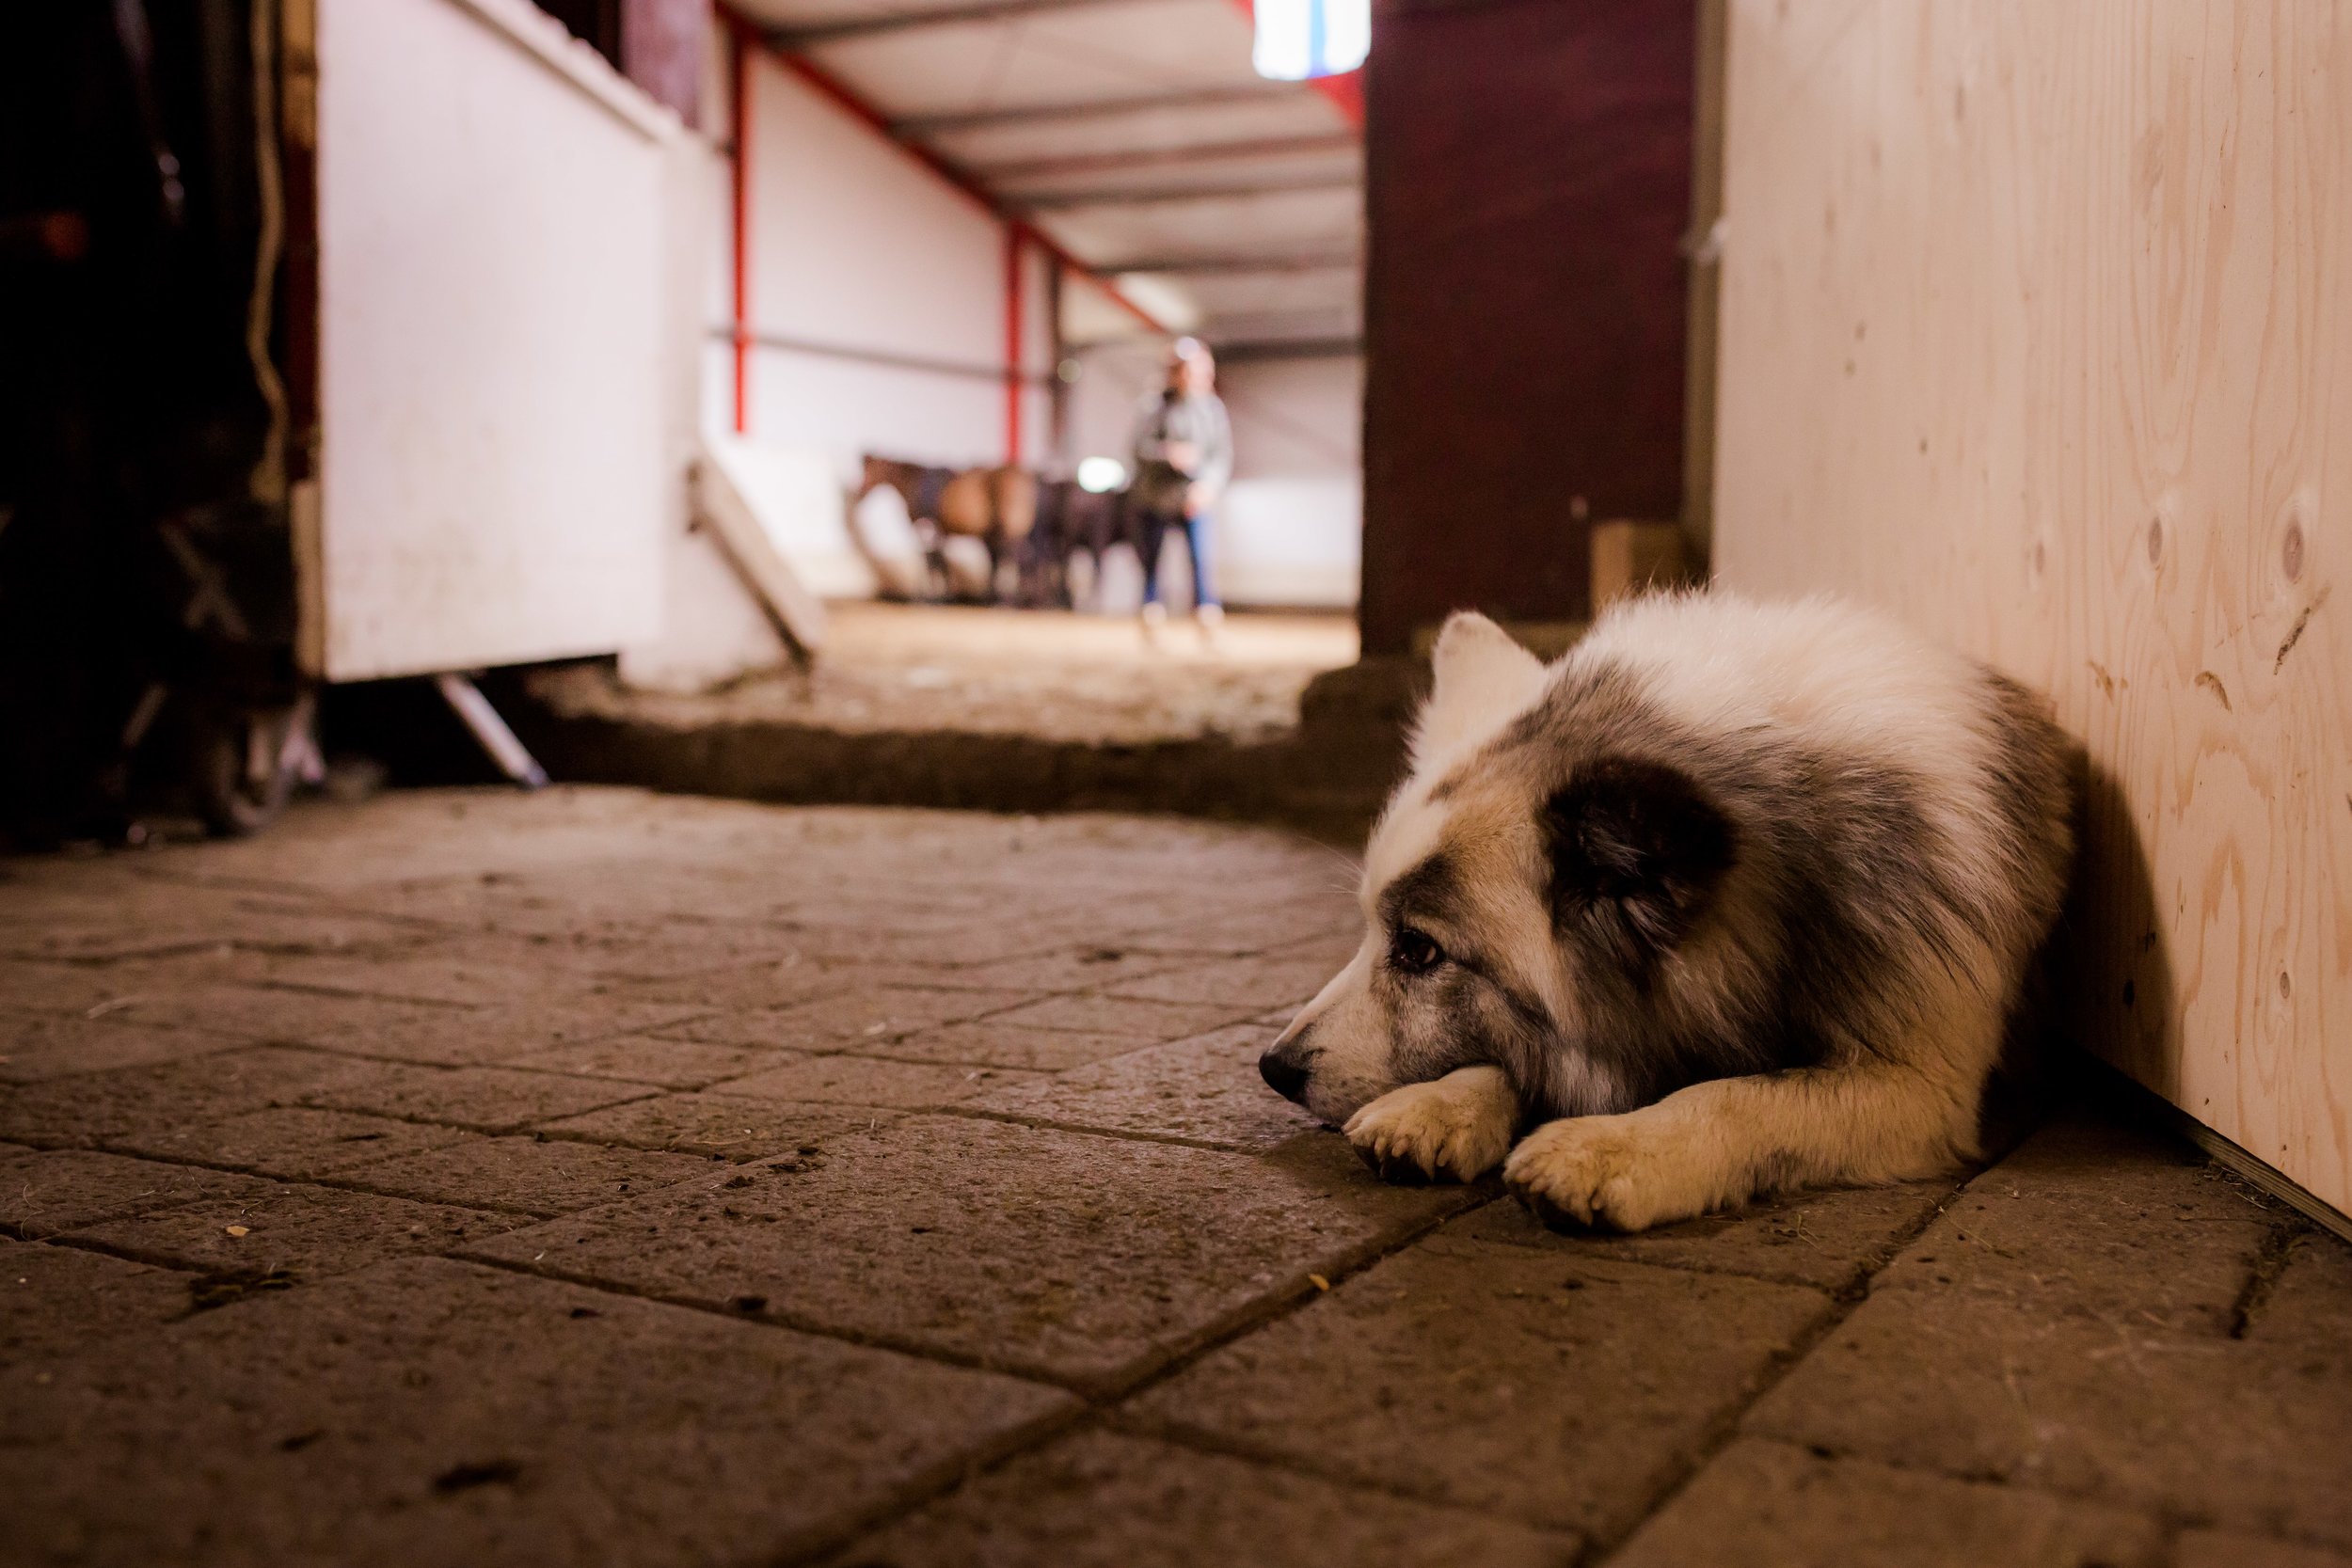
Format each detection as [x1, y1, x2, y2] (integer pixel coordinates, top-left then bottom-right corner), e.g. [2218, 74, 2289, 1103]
[1711, 2, 2350, 1213]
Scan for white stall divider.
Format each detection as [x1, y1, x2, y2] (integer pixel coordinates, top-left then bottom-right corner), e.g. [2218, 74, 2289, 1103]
[310, 0, 682, 682]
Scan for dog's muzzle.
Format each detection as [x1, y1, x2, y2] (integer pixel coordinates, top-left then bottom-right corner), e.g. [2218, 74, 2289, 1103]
[1258, 1030, 1313, 1103]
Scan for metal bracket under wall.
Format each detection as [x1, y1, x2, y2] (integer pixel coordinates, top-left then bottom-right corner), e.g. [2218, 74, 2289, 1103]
[435, 672, 548, 789]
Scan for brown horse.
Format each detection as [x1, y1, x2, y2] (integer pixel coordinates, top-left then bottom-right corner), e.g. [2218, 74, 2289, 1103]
[857, 455, 1038, 602]
[1024, 478, 1142, 610]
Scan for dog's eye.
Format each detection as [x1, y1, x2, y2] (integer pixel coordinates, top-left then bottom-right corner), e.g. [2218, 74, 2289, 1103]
[1390, 927, 1445, 974]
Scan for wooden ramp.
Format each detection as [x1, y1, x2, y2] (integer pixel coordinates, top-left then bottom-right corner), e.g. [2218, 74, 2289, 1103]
[693, 436, 828, 664]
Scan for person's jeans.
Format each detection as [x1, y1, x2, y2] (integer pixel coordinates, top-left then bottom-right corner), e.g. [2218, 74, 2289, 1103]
[1139, 506, 1219, 610]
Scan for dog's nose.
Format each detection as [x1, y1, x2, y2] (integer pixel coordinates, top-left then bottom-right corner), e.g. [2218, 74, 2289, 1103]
[1258, 1041, 1311, 1103]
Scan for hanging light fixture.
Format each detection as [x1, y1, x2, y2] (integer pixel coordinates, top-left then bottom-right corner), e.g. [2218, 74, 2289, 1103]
[1250, 0, 1369, 82]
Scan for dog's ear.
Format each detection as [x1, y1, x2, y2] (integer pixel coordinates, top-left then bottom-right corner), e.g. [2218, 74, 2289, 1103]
[1412, 611, 1548, 770]
[1544, 757, 1737, 963]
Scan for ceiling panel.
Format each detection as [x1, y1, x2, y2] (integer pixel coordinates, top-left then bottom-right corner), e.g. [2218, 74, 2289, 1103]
[1037, 184, 1359, 263]
[797, 0, 1254, 121]
[925, 92, 1342, 166]
[728, 0, 1360, 344]
[995, 144, 1360, 203]
[1171, 264, 1360, 318]
[1197, 302, 1360, 346]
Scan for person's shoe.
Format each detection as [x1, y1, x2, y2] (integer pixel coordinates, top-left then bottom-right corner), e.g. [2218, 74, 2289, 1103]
[1195, 602, 1224, 646]
[1140, 601, 1168, 646]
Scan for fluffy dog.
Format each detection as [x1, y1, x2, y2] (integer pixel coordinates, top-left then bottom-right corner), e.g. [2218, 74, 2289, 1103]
[1258, 592, 2074, 1231]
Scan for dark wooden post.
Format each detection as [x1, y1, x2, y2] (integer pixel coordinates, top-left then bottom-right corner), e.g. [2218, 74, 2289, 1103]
[1359, 0, 1698, 655]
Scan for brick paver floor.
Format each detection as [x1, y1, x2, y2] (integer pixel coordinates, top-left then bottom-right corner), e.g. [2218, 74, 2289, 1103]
[3, 788, 2347, 1567]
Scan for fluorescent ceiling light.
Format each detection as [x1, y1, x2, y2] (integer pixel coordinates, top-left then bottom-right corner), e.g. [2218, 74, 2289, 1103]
[1252, 0, 1370, 82]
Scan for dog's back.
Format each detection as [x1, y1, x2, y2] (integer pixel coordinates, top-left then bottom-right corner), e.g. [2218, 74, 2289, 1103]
[1574, 591, 2075, 982]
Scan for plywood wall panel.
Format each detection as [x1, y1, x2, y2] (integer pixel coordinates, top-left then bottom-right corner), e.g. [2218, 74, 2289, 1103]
[1711, 2, 2351, 1212]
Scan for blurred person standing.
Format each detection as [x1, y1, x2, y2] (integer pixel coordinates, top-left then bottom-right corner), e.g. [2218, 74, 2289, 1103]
[1129, 338, 1232, 644]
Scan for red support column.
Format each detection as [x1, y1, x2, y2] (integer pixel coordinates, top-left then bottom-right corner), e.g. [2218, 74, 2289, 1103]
[1003, 225, 1025, 467]
[728, 16, 752, 436]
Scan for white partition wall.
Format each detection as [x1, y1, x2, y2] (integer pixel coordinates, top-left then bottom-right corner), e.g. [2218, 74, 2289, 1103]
[311, 0, 682, 681]
[1217, 355, 1362, 608]
[705, 44, 1053, 478]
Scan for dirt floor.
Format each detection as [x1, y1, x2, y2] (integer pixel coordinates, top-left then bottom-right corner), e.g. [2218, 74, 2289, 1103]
[547, 604, 1361, 747]
[4, 786, 2350, 1566]
[516, 604, 1397, 838]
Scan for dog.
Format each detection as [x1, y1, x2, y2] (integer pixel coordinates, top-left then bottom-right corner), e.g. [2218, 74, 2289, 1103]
[1258, 591, 2074, 1232]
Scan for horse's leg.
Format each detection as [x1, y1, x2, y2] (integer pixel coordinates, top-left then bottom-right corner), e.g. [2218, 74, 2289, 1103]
[913, 520, 947, 602]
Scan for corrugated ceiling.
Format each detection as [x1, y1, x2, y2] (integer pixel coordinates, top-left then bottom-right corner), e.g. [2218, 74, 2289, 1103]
[728, 0, 1362, 351]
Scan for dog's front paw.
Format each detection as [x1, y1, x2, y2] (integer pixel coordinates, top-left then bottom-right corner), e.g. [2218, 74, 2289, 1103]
[1343, 1069, 1515, 1184]
[1502, 1115, 1715, 1233]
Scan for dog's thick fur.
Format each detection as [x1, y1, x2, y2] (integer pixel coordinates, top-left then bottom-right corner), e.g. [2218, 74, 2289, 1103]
[1259, 591, 2074, 1232]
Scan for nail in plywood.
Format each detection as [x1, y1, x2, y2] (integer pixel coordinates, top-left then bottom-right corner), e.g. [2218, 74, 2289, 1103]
[1710, 2, 2351, 1218]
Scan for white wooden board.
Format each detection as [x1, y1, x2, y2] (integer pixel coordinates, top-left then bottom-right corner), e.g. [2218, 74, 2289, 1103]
[315, 0, 676, 680]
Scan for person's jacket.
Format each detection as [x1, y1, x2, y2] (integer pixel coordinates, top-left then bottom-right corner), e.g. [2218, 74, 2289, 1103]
[1129, 391, 1232, 514]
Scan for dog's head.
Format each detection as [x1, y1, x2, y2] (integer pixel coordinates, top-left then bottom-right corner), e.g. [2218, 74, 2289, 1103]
[1259, 610, 1742, 1124]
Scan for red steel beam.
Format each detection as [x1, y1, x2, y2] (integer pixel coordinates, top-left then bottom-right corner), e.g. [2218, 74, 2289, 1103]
[726, 11, 752, 435]
[1004, 225, 1025, 464]
[1311, 71, 1363, 127]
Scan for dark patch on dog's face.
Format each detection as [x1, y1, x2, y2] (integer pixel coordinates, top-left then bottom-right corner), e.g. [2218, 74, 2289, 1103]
[1361, 849, 1549, 1091]
[1377, 947, 1540, 1091]
[1376, 850, 1461, 932]
[1544, 757, 1738, 981]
